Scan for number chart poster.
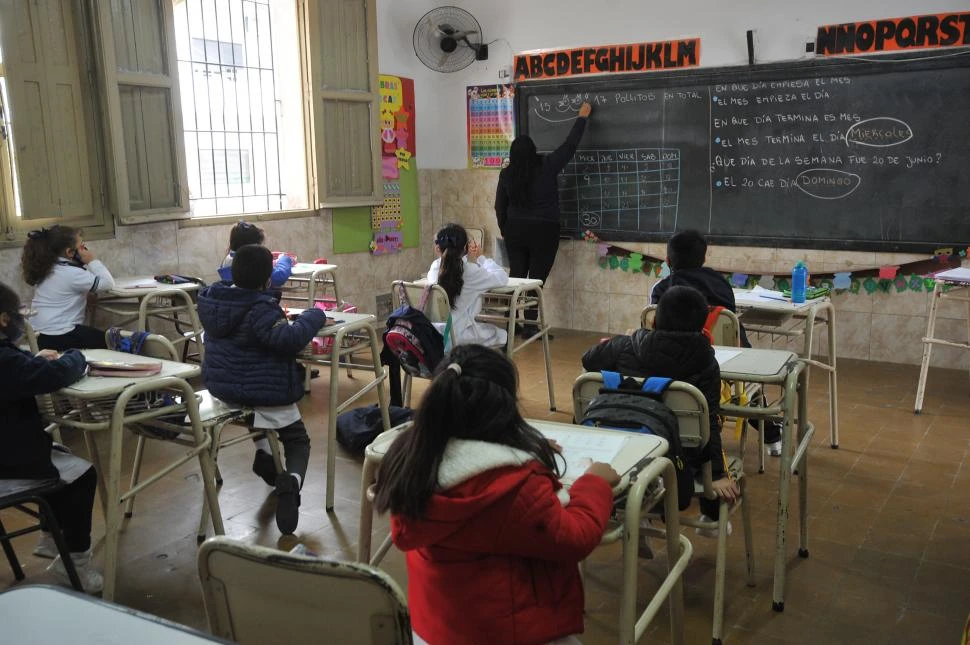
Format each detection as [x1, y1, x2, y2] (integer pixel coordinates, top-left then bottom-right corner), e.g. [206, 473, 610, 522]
[467, 85, 515, 169]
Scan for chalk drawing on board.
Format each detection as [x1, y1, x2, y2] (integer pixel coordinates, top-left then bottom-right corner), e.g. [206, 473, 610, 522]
[845, 117, 914, 148]
[794, 168, 862, 200]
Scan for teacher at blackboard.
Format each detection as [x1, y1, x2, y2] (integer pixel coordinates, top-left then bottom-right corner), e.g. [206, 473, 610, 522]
[495, 101, 591, 336]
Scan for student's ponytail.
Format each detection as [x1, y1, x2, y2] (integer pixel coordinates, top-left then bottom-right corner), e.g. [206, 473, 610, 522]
[434, 224, 468, 308]
[21, 225, 79, 286]
[374, 345, 561, 520]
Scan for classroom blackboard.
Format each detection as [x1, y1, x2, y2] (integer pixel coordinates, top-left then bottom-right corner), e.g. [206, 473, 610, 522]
[516, 52, 970, 252]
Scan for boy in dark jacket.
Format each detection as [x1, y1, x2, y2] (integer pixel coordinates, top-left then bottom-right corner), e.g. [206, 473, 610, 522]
[197, 245, 326, 534]
[0, 282, 102, 592]
[582, 285, 738, 525]
[651, 229, 783, 455]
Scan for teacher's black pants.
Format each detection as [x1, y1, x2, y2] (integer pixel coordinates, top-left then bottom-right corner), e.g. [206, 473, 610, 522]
[503, 219, 560, 324]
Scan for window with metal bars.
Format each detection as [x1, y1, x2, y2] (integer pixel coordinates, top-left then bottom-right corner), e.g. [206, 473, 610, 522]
[173, 0, 308, 218]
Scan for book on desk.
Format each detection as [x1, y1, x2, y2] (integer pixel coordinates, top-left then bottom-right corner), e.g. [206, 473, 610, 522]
[87, 359, 163, 377]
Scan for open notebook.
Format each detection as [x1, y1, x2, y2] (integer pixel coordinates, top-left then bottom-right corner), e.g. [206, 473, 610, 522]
[87, 359, 162, 378]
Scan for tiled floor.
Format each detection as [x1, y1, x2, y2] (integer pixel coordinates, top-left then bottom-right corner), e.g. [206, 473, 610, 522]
[3, 330, 969, 644]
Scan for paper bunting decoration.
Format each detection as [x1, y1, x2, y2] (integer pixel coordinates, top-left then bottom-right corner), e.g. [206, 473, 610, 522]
[596, 244, 609, 257]
[758, 274, 775, 289]
[878, 266, 898, 280]
[598, 256, 608, 268]
[658, 262, 671, 279]
[630, 252, 643, 273]
[862, 277, 878, 294]
[934, 247, 954, 257]
[878, 279, 892, 293]
[924, 277, 936, 290]
[620, 257, 630, 271]
[775, 278, 790, 292]
[608, 255, 619, 270]
[908, 275, 923, 292]
[893, 276, 908, 292]
[833, 272, 852, 289]
[850, 279, 861, 294]
[730, 272, 748, 288]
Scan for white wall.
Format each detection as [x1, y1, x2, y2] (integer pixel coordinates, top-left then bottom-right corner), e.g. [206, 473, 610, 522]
[377, 0, 970, 169]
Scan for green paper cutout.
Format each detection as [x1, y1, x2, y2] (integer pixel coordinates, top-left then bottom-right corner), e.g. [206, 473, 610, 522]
[877, 278, 892, 293]
[620, 257, 630, 271]
[630, 252, 643, 273]
[598, 256, 608, 268]
[863, 277, 878, 294]
[924, 277, 936, 290]
[850, 279, 861, 294]
[775, 278, 790, 292]
[608, 255, 619, 270]
[908, 275, 922, 292]
[893, 276, 908, 292]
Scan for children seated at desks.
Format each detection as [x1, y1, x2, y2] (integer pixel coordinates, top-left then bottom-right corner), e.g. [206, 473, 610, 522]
[197, 245, 326, 534]
[218, 220, 293, 288]
[427, 223, 509, 346]
[21, 225, 115, 351]
[375, 344, 618, 645]
[582, 285, 739, 530]
[0, 282, 102, 593]
[651, 229, 782, 455]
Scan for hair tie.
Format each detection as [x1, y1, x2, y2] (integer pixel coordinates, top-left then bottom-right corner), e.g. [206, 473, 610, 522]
[27, 228, 49, 240]
[446, 363, 462, 376]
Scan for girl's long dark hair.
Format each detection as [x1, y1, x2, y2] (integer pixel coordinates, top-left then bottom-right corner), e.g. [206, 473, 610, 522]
[506, 135, 541, 207]
[434, 223, 467, 308]
[21, 225, 79, 286]
[228, 220, 265, 252]
[374, 344, 561, 520]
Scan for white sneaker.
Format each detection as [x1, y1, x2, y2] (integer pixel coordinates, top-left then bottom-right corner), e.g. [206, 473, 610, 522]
[47, 549, 104, 594]
[695, 514, 733, 539]
[767, 440, 783, 457]
[32, 531, 57, 559]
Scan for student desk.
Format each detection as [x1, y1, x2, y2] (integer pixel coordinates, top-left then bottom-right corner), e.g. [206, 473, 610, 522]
[715, 346, 814, 613]
[0, 586, 231, 644]
[356, 420, 692, 645]
[283, 262, 340, 309]
[46, 349, 223, 602]
[413, 276, 557, 410]
[733, 289, 839, 448]
[915, 269, 970, 414]
[295, 311, 391, 511]
[95, 277, 204, 361]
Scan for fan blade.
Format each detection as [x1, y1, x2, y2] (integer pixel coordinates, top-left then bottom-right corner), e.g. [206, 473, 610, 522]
[450, 30, 478, 40]
[424, 15, 446, 39]
[438, 50, 451, 69]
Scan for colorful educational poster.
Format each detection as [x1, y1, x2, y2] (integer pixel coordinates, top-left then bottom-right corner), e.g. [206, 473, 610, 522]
[467, 85, 515, 169]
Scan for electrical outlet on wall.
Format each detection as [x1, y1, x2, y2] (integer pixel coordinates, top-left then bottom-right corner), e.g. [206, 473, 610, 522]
[376, 293, 393, 320]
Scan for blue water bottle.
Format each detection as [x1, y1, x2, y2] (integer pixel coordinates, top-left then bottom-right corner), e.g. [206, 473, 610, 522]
[791, 261, 808, 304]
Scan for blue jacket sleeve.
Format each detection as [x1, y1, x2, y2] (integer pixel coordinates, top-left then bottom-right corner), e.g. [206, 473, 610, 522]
[545, 117, 588, 175]
[270, 254, 294, 288]
[0, 348, 87, 400]
[250, 303, 326, 356]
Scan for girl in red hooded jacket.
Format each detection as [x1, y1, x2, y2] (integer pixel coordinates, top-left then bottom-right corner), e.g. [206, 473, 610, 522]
[374, 344, 619, 645]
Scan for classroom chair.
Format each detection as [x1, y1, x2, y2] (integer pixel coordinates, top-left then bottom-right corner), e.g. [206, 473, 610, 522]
[641, 304, 770, 473]
[198, 536, 412, 645]
[136, 288, 205, 363]
[22, 319, 66, 444]
[464, 226, 485, 252]
[573, 373, 754, 645]
[0, 478, 83, 592]
[102, 330, 282, 536]
[390, 281, 457, 407]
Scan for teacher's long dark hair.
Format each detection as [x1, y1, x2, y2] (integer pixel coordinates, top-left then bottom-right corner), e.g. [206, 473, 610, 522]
[374, 344, 561, 520]
[434, 223, 468, 308]
[506, 135, 542, 206]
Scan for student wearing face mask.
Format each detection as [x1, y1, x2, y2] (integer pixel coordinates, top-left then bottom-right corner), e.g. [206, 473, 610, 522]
[0, 281, 103, 593]
[21, 226, 115, 351]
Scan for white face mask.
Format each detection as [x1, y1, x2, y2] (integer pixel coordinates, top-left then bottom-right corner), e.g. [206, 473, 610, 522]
[659, 262, 671, 279]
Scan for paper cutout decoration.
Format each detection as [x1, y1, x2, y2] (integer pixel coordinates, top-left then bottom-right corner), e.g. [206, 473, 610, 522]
[862, 277, 878, 294]
[371, 230, 403, 256]
[371, 182, 402, 230]
[908, 275, 923, 292]
[878, 266, 899, 280]
[608, 255, 619, 269]
[596, 244, 609, 257]
[395, 148, 412, 170]
[467, 85, 515, 169]
[833, 272, 852, 289]
[850, 279, 861, 294]
[598, 256, 608, 268]
[934, 247, 954, 257]
[731, 272, 748, 288]
[894, 276, 908, 292]
[620, 257, 630, 271]
[758, 274, 775, 289]
[630, 252, 643, 273]
[381, 156, 399, 179]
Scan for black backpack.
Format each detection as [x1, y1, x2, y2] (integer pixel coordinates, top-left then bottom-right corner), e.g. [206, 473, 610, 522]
[382, 284, 451, 378]
[580, 371, 693, 510]
[336, 404, 414, 453]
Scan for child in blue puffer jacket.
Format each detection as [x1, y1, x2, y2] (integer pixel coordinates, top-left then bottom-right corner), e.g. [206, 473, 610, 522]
[217, 220, 293, 288]
[198, 245, 325, 534]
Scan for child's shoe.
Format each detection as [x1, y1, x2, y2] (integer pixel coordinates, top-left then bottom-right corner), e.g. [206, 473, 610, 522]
[252, 449, 277, 486]
[695, 514, 732, 539]
[767, 440, 783, 457]
[275, 473, 301, 534]
[47, 549, 103, 594]
[32, 531, 57, 559]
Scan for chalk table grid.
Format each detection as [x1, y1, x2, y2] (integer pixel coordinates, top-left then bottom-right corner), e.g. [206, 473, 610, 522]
[558, 148, 682, 233]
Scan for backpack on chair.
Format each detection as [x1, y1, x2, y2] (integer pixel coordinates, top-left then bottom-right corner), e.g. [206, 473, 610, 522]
[382, 283, 451, 378]
[580, 371, 693, 510]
